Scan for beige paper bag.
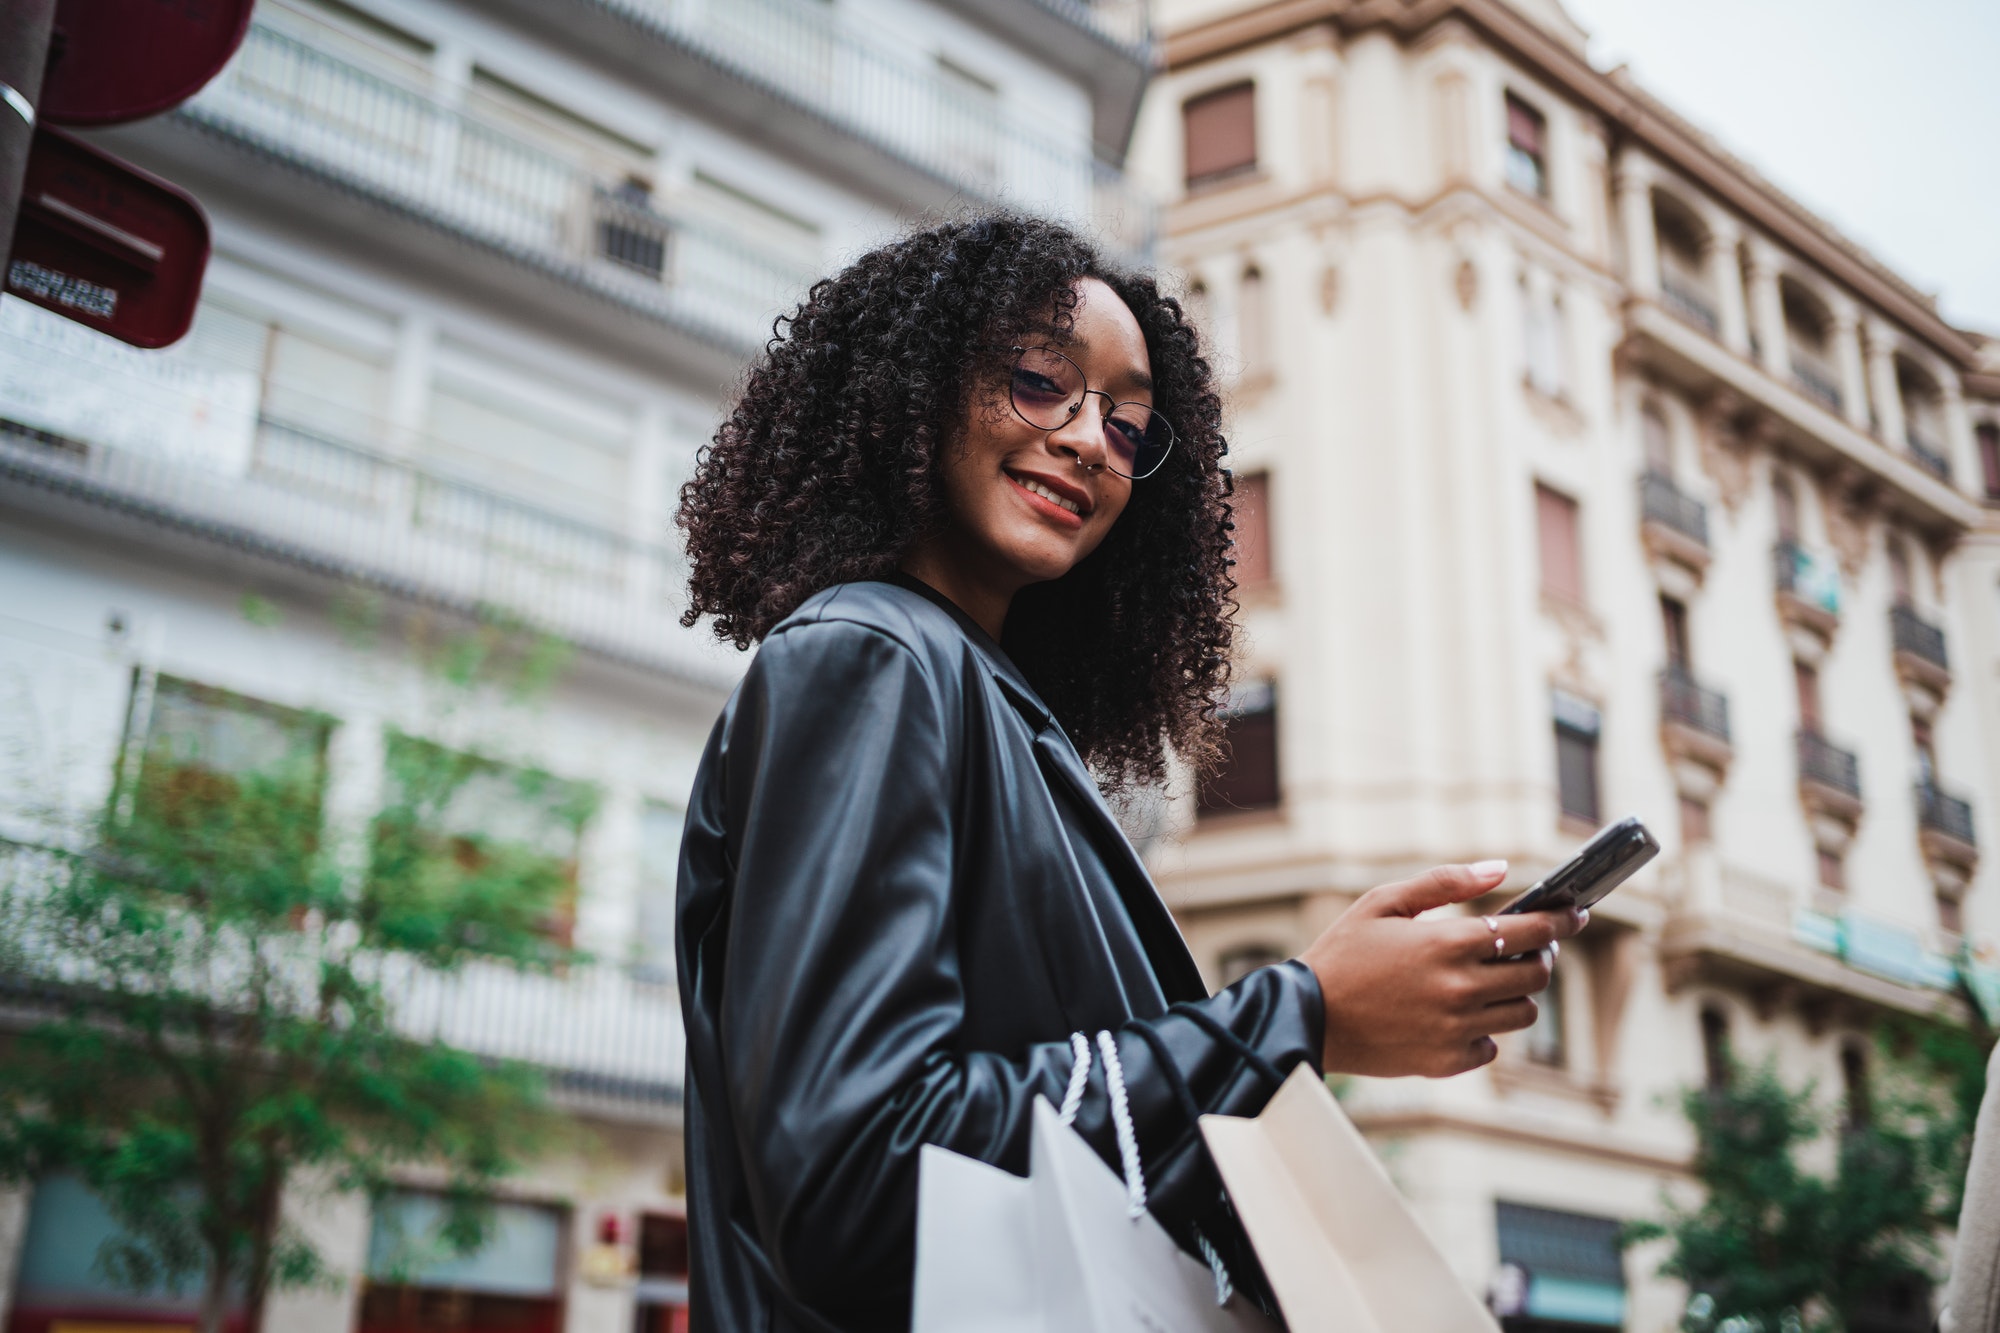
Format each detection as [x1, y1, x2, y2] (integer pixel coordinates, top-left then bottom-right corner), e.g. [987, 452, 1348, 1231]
[1200, 1065, 1500, 1333]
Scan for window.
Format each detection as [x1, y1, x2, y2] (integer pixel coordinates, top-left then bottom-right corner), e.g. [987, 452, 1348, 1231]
[122, 676, 330, 868]
[636, 1212, 690, 1333]
[1521, 278, 1566, 398]
[1660, 595, 1690, 671]
[1840, 1040, 1871, 1129]
[1912, 716, 1936, 788]
[1699, 1005, 1731, 1089]
[1978, 423, 2000, 500]
[1641, 402, 1673, 474]
[1818, 847, 1846, 892]
[1503, 93, 1548, 197]
[1183, 82, 1256, 188]
[360, 1191, 564, 1333]
[1794, 661, 1822, 733]
[1535, 483, 1583, 604]
[1198, 681, 1279, 816]
[1772, 471, 1801, 543]
[634, 800, 683, 983]
[1493, 1203, 1626, 1331]
[1887, 537, 1914, 607]
[1939, 890, 1965, 937]
[1679, 794, 1711, 845]
[1231, 470, 1272, 587]
[1524, 962, 1565, 1067]
[14, 1173, 219, 1325]
[370, 735, 596, 948]
[1552, 691, 1601, 825]
[1218, 944, 1287, 986]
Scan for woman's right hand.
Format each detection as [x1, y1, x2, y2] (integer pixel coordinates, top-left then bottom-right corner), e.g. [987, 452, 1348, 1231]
[1296, 861, 1587, 1078]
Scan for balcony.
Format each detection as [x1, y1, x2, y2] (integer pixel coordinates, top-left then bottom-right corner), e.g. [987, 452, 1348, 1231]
[131, 23, 820, 370]
[1790, 360, 1844, 415]
[1659, 667, 1732, 771]
[1907, 432, 1953, 483]
[0, 415, 739, 691]
[1617, 302, 1979, 538]
[1797, 728, 1864, 824]
[1916, 781, 1978, 870]
[1659, 271, 1720, 338]
[1773, 540, 1842, 639]
[1890, 602, 1951, 694]
[468, 0, 1152, 252]
[1638, 470, 1710, 572]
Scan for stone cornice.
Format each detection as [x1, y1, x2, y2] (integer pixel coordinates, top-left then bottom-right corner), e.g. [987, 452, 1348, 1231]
[1163, 0, 1978, 366]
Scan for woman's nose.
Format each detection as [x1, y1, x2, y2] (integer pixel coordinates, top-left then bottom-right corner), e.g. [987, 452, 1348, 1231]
[1048, 393, 1110, 470]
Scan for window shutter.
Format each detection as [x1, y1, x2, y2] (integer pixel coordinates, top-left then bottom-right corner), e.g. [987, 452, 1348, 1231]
[1535, 483, 1583, 603]
[1978, 423, 2000, 499]
[1183, 83, 1256, 186]
[1198, 682, 1280, 816]
[1232, 471, 1272, 587]
[1505, 94, 1545, 154]
[1794, 661, 1822, 731]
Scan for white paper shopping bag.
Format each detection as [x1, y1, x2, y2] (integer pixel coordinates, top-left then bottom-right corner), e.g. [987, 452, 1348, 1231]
[912, 1033, 1275, 1333]
[1200, 1064, 1501, 1333]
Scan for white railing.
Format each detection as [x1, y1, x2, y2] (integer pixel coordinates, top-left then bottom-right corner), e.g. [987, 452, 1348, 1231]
[0, 420, 741, 691]
[182, 23, 820, 353]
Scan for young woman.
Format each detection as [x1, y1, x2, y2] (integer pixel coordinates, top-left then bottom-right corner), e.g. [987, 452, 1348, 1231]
[675, 215, 1583, 1332]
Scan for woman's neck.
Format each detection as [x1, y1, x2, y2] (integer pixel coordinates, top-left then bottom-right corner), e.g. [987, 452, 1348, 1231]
[898, 547, 1013, 641]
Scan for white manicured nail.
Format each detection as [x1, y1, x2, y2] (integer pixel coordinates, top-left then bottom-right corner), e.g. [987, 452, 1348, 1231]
[1469, 859, 1508, 877]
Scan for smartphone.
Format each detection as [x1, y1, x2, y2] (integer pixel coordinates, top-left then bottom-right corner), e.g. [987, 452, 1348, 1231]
[1497, 815, 1659, 917]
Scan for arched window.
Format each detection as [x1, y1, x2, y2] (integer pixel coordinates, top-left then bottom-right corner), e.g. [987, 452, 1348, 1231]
[1699, 1004, 1731, 1089]
[1652, 191, 1715, 336]
[1641, 400, 1673, 475]
[1772, 471, 1800, 544]
[1782, 280, 1840, 412]
[1840, 1039, 1871, 1129]
[1897, 357, 1948, 478]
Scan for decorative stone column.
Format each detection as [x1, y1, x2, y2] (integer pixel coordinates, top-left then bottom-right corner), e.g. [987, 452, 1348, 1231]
[1706, 212, 1749, 355]
[1941, 372, 1976, 491]
[1744, 237, 1788, 380]
[1828, 297, 1868, 430]
[1614, 151, 1658, 299]
[1865, 318, 1906, 446]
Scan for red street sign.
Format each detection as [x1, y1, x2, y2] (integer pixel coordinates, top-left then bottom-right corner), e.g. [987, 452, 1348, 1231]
[40, 0, 255, 127]
[6, 127, 210, 348]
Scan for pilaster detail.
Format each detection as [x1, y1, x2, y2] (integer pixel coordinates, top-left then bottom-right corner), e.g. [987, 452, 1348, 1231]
[1865, 319, 1906, 447]
[1744, 237, 1788, 380]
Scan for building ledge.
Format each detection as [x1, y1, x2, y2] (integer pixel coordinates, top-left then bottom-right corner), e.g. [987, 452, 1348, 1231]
[1660, 910, 1965, 1024]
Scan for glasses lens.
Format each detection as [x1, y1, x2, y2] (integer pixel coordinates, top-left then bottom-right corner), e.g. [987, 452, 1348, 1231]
[1010, 347, 1084, 430]
[1105, 405, 1175, 480]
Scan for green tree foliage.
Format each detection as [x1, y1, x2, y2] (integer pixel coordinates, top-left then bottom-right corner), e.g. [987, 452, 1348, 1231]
[1629, 1030, 1989, 1333]
[0, 613, 587, 1333]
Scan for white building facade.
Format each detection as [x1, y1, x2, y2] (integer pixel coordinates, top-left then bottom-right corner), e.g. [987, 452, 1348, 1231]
[0, 1, 1152, 1329]
[1133, 1, 1996, 1329]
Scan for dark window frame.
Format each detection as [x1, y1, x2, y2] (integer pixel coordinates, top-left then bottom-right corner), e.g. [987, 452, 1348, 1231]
[1182, 81, 1258, 189]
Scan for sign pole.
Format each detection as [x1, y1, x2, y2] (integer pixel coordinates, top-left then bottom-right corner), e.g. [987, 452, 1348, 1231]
[0, 0, 58, 272]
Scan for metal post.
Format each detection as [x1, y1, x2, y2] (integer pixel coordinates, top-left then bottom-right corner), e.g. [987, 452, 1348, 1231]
[0, 0, 57, 273]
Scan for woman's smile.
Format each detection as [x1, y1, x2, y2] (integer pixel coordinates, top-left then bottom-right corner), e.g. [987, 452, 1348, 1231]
[1005, 467, 1092, 526]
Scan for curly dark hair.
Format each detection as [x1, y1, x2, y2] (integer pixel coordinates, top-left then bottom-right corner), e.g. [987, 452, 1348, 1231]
[676, 213, 1237, 788]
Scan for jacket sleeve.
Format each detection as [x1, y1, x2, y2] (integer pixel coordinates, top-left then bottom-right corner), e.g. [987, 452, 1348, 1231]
[712, 617, 1324, 1319]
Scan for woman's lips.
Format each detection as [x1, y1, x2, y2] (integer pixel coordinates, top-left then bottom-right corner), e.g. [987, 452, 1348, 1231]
[1006, 472, 1086, 529]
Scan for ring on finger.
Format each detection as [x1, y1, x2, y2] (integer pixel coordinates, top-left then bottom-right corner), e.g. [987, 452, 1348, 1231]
[1482, 915, 1500, 933]
[1493, 936, 1506, 956]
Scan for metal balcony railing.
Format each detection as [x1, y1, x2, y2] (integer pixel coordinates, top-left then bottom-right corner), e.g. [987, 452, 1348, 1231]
[1916, 782, 1977, 848]
[1773, 540, 1842, 617]
[1890, 603, 1949, 672]
[1797, 729, 1862, 799]
[1660, 271, 1719, 337]
[1660, 667, 1730, 743]
[570, 0, 1146, 240]
[181, 23, 820, 354]
[1639, 470, 1710, 549]
[1906, 432, 1952, 482]
[0, 416, 737, 691]
[1791, 360, 1843, 414]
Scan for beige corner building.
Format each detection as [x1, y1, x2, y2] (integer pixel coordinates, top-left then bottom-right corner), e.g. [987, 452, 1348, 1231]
[1130, 2, 2000, 1329]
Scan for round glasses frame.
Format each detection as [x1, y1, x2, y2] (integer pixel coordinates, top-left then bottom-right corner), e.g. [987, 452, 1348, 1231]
[1005, 344, 1176, 481]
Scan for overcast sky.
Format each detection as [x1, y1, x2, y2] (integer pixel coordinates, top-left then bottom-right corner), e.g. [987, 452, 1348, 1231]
[1555, 0, 2000, 336]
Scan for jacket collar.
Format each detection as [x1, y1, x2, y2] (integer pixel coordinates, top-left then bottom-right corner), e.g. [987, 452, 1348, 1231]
[878, 574, 1210, 1003]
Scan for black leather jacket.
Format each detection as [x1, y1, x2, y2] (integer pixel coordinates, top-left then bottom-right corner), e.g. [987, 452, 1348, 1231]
[677, 577, 1325, 1331]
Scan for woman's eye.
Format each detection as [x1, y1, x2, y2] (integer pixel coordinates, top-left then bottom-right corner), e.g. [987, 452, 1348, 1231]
[1014, 370, 1066, 398]
[1107, 418, 1147, 448]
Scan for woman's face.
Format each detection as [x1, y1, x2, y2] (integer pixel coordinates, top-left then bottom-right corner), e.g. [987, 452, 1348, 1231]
[922, 277, 1150, 612]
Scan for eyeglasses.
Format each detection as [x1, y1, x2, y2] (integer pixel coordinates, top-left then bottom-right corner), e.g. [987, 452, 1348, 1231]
[1006, 345, 1175, 480]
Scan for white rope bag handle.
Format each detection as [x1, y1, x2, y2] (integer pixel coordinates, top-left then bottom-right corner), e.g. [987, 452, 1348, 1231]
[1058, 1030, 1236, 1307]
